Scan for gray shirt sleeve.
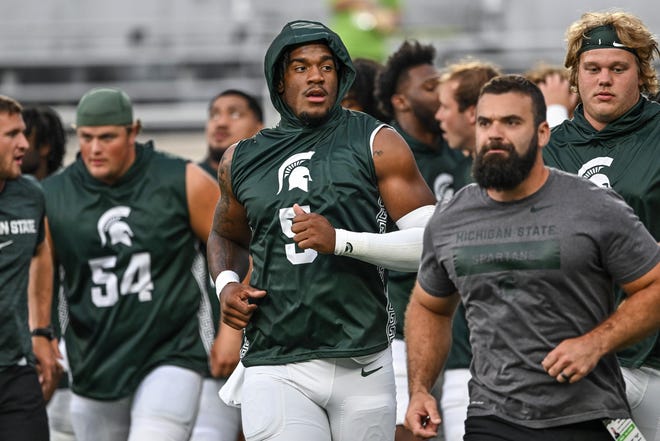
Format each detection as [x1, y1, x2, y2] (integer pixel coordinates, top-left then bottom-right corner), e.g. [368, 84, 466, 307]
[417, 210, 457, 297]
[595, 187, 660, 285]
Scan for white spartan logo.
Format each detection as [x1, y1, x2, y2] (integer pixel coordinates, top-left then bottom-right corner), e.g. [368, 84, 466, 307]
[277, 151, 315, 194]
[97, 206, 135, 247]
[578, 157, 614, 188]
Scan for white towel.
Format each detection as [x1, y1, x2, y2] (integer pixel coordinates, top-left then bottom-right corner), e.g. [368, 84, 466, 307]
[218, 361, 245, 408]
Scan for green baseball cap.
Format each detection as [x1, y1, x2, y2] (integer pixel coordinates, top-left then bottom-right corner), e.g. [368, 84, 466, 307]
[75, 88, 134, 127]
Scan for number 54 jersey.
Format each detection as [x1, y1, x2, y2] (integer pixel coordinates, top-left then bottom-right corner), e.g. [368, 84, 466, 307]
[43, 142, 211, 400]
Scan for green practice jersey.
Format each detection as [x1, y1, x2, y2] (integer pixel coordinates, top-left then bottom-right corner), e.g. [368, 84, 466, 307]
[544, 98, 660, 369]
[43, 142, 213, 399]
[0, 177, 45, 369]
[232, 111, 396, 366]
[234, 20, 397, 366]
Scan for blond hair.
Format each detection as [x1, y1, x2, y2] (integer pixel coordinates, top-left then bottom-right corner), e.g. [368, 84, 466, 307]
[439, 60, 501, 112]
[564, 11, 659, 95]
[0, 95, 22, 115]
[524, 63, 570, 85]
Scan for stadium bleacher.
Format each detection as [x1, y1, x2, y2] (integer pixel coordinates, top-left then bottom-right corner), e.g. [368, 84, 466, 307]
[1, 0, 657, 129]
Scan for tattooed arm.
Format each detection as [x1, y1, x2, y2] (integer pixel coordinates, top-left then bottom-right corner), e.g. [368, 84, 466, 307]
[371, 126, 436, 220]
[207, 144, 265, 329]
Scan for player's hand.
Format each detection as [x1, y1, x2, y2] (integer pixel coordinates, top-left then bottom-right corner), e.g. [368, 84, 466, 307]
[538, 73, 578, 111]
[405, 390, 442, 438]
[541, 334, 603, 384]
[210, 323, 242, 377]
[32, 337, 63, 402]
[219, 282, 266, 330]
[291, 203, 336, 254]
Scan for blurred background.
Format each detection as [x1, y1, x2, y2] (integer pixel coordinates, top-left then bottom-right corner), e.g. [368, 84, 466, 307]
[1, 0, 657, 163]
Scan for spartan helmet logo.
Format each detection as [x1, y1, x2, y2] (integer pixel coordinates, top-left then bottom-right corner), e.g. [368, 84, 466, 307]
[97, 206, 134, 247]
[277, 152, 315, 194]
[578, 157, 614, 188]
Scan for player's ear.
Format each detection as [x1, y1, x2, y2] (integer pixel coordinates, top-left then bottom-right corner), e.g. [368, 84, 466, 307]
[391, 93, 408, 112]
[466, 105, 476, 125]
[537, 121, 550, 148]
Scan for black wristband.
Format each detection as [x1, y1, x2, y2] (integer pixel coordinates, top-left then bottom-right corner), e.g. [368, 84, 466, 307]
[31, 325, 56, 341]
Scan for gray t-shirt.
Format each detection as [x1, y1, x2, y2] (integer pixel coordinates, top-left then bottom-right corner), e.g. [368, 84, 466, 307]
[418, 168, 660, 429]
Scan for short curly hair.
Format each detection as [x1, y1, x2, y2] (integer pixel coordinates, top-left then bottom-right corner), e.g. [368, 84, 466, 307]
[375, 40, 436, 120]
[564, 11, 659, 96]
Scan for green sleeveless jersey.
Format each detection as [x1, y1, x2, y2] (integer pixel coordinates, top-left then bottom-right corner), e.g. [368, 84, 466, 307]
[238, 20, 395, 366]
[544, 98, 660, 369]
[232, 110, 395, 366]
[43, 142, 213, 399]
[0, 176, 45, 369]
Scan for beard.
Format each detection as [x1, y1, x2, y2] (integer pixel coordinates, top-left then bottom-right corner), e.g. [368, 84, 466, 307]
[472, 133, 538, 191]
[20, 149, 40, 175]
[298, 110, 332, 127]
[413, 105, 444, 136]
[209, 147, 227, 163]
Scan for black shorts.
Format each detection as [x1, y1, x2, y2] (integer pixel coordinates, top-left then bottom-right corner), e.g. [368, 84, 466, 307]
[0, 365, 49, 441]
[464, 415, 612, 441]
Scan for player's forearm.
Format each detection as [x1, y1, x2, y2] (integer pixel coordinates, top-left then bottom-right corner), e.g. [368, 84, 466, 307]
[333, 205, 434, 272]
[405, 296, 452, 394]
[587, 278, 660, 357]
[28, 242, 53, 329]
[207, 229, 251, 281]
[334, 227, 424, 271]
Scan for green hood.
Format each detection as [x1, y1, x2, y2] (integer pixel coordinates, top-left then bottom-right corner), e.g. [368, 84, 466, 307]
[551, 97, 660, 147]
[264, 20, 355, 128]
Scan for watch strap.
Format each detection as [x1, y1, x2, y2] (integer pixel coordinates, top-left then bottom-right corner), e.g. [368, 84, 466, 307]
[31, 325, 56, 340]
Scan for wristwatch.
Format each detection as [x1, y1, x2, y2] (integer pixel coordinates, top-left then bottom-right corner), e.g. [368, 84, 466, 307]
[31, 325, 56, 341]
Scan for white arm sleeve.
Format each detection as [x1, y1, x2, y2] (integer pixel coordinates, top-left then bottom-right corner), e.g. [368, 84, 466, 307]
[333, 205, 435, 272]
